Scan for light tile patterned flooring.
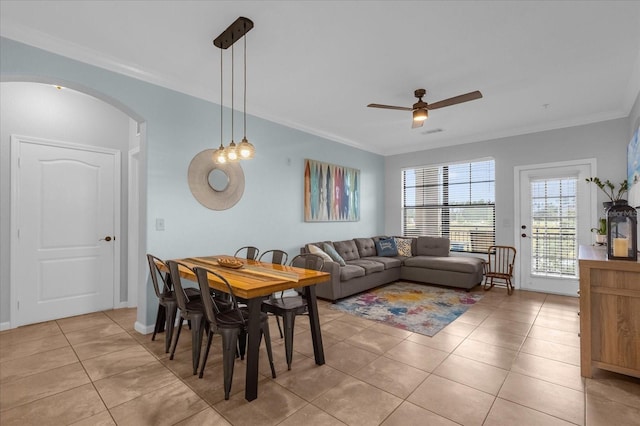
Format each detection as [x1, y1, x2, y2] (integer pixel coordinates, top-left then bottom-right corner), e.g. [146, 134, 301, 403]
[1, 286, 639, 425]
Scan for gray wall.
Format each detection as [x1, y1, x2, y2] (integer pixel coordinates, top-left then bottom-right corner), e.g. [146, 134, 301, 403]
[0, 82, 133, 316]
[630, 91, 640, 137]
[385, 117, 630, 247]
[0, 37, 385, 327]
[627, 91, 640, 227]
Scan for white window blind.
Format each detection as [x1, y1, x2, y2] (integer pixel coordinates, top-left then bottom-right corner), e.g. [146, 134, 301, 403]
[402, 159, 495, 253]
[530, 177, 578, 277]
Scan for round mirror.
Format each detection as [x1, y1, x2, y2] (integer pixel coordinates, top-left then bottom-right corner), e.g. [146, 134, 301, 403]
[208, 168, 229, 192]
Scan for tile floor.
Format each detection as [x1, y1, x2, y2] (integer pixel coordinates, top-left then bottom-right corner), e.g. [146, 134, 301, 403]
[1, 286, 639, 425]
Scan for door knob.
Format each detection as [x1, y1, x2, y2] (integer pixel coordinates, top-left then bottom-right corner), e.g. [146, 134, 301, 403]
[100, 236, 113, 242]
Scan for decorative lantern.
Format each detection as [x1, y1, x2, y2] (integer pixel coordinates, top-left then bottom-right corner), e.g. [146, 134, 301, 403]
[606, 200, 637, 261]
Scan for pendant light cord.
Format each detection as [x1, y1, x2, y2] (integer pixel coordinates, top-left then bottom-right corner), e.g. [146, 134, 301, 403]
[231, 45, 235, 142]
[243, 34, 247, 138]
[220, 48, 223, 148]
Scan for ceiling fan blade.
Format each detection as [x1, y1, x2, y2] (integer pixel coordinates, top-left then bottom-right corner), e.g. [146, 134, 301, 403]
[427, 91, 483, 110]
[367, 103, 413, 111]
[411, 119, 425, 129]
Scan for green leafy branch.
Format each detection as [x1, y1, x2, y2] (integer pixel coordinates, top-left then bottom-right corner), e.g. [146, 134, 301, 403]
[585, 177, 628, 202]
[590, 218, 607, 235]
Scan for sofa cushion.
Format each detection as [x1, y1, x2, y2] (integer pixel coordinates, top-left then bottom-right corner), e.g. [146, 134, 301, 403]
[333, 239, 360, 261]
[323, 243, 346, 266]
[346, 259, 385, 274]
[340, 264, 366, 281]
[354, 238, 377, 257]
[375, 238, 398, 256]
[306, 241, 333, 251]
[363, 256, 403, 269]
[394, 237, 413, 257]
[403, 255, 484, 274]
[307, 244, 333, 262]
[416, 236, 450, 257]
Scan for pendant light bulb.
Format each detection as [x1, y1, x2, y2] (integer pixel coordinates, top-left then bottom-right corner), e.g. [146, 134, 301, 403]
[238, 137, 255, 159]
[226, 140, 238, 162]
[214, 143, 227, 164]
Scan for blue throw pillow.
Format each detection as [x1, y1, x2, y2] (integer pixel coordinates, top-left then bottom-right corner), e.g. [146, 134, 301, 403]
[375, 238, 398, 256]
[323, 243, 346, 266]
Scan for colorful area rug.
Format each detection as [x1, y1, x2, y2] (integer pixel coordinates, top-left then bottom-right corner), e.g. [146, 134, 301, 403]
[330, 282, 483, 336]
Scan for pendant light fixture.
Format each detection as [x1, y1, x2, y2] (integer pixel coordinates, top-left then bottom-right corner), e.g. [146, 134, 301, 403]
[213, 17, 254, 164]
[225, 43, 239, 162]
[214, 48, 227, 164]
[238, 34, 255, 159]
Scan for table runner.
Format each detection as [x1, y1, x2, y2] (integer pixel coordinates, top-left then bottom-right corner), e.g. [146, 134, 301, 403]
[184, 257, 300, 282]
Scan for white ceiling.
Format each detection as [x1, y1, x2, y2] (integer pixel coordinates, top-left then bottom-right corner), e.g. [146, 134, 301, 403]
[2, 1, 640, 155]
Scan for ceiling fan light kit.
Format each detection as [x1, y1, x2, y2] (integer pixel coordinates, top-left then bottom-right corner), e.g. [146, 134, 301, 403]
[413, 109, 428, 122]
[368, 88, 482, 128]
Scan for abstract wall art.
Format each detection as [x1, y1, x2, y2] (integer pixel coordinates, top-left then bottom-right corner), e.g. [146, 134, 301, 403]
[304, 159, 360, 222]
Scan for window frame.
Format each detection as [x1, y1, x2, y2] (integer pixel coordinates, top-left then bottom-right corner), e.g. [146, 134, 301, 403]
[401, 158, 496, 254]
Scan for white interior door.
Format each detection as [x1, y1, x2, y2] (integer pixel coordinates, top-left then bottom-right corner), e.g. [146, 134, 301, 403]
[516, 160, 595, 296]
[11, 135, 120, 326]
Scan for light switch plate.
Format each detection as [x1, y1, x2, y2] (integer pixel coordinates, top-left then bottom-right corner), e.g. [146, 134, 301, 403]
[155, 218, 165, 231]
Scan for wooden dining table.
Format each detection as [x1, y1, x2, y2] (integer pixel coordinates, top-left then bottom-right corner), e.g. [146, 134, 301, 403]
[164, 255, 330, 401]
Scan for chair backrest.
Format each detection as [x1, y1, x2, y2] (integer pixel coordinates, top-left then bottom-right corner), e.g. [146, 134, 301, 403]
[193, 266, 244, 326]
[290, 253, 324, 271]
[487, 246, 517, 276]
[147, 254, 171, 298]
[259, 249, 288, 265]
[234, 246, 260, 260]
[167, 260, 195, 311]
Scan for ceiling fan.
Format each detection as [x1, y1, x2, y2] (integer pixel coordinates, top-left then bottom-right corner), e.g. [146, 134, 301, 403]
[367, 88, 483, 128]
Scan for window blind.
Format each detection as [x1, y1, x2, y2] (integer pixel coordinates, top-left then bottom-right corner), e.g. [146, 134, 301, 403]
[530, 177, 578, 277]
[402, 159, 495, 253]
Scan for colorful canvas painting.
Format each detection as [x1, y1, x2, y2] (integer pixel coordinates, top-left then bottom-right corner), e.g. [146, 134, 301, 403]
[629, 126, 640, 208]
[304, 159, 360, 221]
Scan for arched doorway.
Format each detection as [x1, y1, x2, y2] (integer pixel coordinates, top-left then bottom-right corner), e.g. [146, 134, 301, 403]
[1, 80, 146, 328]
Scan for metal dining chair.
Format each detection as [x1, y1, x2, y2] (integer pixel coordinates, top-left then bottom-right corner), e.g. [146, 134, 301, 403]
[193, 265, 276, 400]
[234, 246, 260, 260]
[258, 249, 288, 265]
[261, 253, 324, 370]
[483, 245, 517, 295]
[257, 249, 289, 338]
[147, 254, 200, 353]
[167, 260, 205, 375]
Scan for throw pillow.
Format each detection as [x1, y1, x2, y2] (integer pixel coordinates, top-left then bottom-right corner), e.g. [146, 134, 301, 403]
[323, 243, 346, 266]
[375, 237, 398, 256]
[307, 244, 333, 263]
[394, 237, 413, 257]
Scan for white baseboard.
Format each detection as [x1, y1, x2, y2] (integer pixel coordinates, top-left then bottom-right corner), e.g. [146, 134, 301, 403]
[115, 301, 129, 309]
[134, 321, 154, 335]
[0, 321, 11, 331]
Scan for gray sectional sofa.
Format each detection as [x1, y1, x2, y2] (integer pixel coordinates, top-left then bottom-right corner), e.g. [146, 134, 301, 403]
[302, 236, 485, 301]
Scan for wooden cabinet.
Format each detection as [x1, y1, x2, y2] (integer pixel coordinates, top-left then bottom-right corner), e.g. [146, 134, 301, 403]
[579, 245, 640, 378]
